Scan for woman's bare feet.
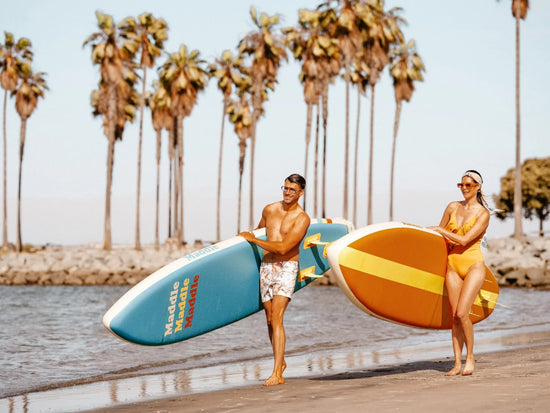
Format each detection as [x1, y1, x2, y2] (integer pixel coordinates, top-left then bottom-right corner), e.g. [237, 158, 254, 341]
[462, 357, 475, 376]
[445, 364, 462, 376]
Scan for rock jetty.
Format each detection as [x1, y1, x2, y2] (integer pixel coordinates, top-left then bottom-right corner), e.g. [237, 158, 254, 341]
[0, 237, 549, 288]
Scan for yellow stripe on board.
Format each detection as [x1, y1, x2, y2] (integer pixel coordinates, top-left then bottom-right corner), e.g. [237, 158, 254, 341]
[340, 247, 497, 309]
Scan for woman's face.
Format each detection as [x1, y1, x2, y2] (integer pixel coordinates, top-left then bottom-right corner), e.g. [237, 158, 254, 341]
[457, 176, 479, 199]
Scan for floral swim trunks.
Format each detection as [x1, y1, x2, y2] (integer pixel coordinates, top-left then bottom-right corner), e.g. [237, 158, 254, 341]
[259, 261, 299, 303]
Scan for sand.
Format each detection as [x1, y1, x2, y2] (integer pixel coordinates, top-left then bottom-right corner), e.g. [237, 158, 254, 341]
[85, 344, 550, 413]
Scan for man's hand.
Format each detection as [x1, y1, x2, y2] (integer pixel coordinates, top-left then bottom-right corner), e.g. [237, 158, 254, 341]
[238, 231, 256, 242]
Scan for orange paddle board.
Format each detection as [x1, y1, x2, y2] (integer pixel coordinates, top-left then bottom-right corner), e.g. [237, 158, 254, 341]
[327, 222, 499, 329]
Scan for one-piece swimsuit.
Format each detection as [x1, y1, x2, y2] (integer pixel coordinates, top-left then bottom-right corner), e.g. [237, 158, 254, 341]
[445, 205, 485, 279]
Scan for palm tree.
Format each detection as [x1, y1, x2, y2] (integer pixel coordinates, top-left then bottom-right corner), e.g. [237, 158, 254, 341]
[84, 11, 137, 250]
[349, 59, 369, 226]
[287, 7, 341, 217]
[119, 13, 168, 250]
[148, 82, 171, 250]
[360, 1, 405, 224]
[315, 4, 342, 218]
[284, 10, 322, 213]
[227, 85, 252, 233]
[238, 6, 287, 230]
[0, 32, 32, 250]
[12, 60, 47, 252]
[159, 44, 208, 246]
[508, 0, 529, 239]
[388, 39, 424, 221]
[209, 50, 244, 241]
[331, 0, 363, 221]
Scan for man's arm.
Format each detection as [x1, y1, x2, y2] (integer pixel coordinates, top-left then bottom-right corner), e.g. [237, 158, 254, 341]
[239, 214, 310, 256]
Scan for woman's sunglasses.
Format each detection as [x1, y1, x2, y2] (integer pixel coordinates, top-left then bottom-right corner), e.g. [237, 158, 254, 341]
[457, 183, 478, 189]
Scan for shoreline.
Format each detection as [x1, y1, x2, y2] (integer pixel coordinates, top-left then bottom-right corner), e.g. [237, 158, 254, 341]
[4, 328, 550, 413]
[1, 235, 550, 287]
[86, 344, 550, 413]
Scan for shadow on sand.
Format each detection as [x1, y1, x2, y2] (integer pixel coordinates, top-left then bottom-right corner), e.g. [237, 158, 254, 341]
[310, 359, 453, 381]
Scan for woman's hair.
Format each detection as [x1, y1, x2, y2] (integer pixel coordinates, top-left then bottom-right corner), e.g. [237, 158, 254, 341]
[286, 173, 306, 189]
[463, 169, 489, 210]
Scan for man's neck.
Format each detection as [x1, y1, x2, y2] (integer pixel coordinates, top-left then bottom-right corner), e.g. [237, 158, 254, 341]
[281, 200, 300, 212]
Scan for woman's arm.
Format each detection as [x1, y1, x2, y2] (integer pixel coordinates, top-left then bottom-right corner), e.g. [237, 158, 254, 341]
[432, 209, 489, 246]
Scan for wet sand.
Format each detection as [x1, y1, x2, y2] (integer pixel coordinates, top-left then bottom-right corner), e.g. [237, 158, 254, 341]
[86, 344, 550, 413]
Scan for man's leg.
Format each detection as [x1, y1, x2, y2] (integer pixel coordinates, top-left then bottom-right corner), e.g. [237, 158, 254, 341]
[263, 295, 290, 386]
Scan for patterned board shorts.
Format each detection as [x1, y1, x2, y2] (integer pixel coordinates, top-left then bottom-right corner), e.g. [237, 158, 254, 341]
[259, 261, 299, 303]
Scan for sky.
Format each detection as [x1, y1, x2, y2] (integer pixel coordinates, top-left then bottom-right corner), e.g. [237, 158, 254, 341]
[1, 0, 549, 246]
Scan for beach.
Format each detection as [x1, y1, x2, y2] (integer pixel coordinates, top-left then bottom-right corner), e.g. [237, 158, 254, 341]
[85, 344, 550, 413]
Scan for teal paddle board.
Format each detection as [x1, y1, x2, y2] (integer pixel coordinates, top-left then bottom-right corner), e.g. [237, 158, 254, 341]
[103, 218, 353, 346]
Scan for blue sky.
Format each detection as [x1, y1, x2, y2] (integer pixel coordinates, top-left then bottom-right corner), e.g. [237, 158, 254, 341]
[1, 0, 549, 245]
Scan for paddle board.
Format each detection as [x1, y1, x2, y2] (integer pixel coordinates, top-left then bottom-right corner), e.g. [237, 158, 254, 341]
[327, 222, 499, 329]
[103, 218, 353, 345]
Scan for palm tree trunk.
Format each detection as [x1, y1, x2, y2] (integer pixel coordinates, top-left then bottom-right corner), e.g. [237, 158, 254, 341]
[178, 119, 184, 247]
[513, 8, 523, 239]
[314, 103, 320, 218]
[367, 84, 376, 225]
[134, 68, 147, 251]
[103, 91, 117, 251]
[343, 62, 350, 220]
[304, 103, 313, 212]
[216, 103, 226, 242]
[322, 85, 329, 218]
[353, 87, 361, 227]
[16, 118, 26, 252]
[249, 84, 261, 230]
[390, 100, 402, 221]
[167, 125, 174, 238]
[173, 118, 179, 242]
[155, 129, 161, 250]
[238, 172, 243, 234]
[168, 157, 173, 238]
[2, 90, 8, 249]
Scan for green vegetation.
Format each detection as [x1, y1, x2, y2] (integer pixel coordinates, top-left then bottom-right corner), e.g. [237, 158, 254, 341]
[495, 158, 550, 237]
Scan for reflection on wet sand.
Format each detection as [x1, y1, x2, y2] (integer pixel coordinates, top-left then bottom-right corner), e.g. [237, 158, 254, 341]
[2, 329, 550, 413]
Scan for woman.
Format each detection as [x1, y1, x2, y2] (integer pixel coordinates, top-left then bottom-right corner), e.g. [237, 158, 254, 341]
[430, 170, 490, 376]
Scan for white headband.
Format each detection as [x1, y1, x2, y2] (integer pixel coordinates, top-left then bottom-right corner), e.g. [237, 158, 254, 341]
[462, 171, 483, 185]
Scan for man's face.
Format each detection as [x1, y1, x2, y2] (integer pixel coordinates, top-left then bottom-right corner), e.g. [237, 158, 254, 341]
[281, 180, 303, 204]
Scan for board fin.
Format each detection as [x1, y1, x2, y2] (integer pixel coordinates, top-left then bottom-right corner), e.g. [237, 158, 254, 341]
[303, 233, 321, 249]
[298, 266, 323, 281]
[304, 235, 334, 258]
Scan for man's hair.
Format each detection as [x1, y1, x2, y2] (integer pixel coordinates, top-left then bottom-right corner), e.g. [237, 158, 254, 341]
[286, 173, 306, 189]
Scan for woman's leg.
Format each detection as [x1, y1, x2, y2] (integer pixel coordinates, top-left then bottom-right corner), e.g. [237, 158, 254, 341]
[445, 267, 464, 376]
[455, 262, 486, 375]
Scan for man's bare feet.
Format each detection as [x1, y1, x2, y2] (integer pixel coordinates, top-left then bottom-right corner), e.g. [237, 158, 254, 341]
[445, 365, 462, 376]
[263, 375, 285, 386]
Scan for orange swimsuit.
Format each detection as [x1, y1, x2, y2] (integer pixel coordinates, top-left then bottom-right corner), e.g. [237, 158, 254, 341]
[445, 206, 485, 279]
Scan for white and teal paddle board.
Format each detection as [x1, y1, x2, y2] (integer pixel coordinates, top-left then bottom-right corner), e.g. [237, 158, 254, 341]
[103, 218, 353, 346]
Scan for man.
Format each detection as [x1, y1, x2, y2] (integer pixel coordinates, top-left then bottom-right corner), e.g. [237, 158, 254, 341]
[238, 173, 310, 386]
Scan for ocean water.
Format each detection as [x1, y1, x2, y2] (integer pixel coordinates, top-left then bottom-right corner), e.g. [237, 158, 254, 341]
[1, 285, 549, 412]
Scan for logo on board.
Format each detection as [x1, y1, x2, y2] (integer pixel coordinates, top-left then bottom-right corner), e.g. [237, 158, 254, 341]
[164, 275, 200, 337]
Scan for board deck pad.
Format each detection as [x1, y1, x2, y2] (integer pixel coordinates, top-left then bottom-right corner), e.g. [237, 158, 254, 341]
[327, 222, 499, 329]
[103, 218, 353, 345]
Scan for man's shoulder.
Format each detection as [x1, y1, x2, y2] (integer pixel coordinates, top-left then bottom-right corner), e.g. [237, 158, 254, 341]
[264, 201, 282, 213]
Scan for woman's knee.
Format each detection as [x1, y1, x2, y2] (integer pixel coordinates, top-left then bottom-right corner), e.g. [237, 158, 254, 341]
[454, 310, 470, 325]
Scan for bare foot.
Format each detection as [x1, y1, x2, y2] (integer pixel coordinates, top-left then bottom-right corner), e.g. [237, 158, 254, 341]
[263, 374, 285, 386]
[445, 365, 462, 376]
[462, 358, 475, 376]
